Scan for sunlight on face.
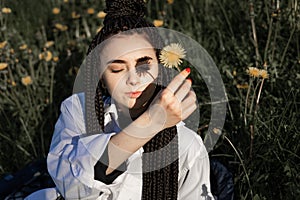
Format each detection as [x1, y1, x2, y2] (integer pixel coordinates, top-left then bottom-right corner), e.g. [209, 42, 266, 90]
[100, 34, 159, 112]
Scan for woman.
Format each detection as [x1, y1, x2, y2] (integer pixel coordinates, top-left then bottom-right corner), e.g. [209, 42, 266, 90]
[26, 0, 213, 199]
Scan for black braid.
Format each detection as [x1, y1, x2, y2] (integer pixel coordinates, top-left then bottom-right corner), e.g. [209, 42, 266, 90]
[86, 0, 179, 199]
[95, 81, 105, 131]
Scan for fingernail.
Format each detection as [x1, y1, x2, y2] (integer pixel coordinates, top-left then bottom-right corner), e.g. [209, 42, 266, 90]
[185, 68, 191, 73]
[187, 78, 192, 84]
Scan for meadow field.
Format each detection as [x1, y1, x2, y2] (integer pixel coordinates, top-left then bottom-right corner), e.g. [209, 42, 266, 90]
[0, 0, 299, 199]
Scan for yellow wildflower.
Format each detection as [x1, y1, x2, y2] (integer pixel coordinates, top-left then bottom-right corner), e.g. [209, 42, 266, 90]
[153, 19, 164, 27]
[45, 41, 54, 48]
[87, 8, 95, 14]
[39, 51, 53, 61]
[11, 81, 16, 86]
[45, 51, 52, 61]
[39, 53, 44, 60]
[54, 23, 68, 31]
[236, 83, 249, 89]
[247, 67, 260, 78]
[53, 56, 59, 62]
[159, 43, 186, 69]
[21, 76, 33, 86]
[0, 63, 8, 70]
[259, 69, 269, 79]
[167, 0, 174, 4]
[2, 7, 12, 14]
[52, 7, 60, 15]
[72, 11, 80, 19]
[97, 11, 106, 19]
[0, 41, 7, 49]
[19, 44, 27, 50]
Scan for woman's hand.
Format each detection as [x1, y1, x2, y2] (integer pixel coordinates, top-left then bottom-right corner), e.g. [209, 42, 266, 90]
[147, 68, 197, 132]
[107, 68, 196, 173]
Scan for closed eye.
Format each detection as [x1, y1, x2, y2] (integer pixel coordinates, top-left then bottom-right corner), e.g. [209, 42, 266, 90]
[111, 68, 124, 73]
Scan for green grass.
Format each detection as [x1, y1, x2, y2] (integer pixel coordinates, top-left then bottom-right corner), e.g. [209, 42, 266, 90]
[0, 0, 299, 199]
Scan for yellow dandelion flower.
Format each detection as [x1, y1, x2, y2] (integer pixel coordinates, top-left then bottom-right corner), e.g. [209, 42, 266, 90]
[167, 0, 174, 4]
[39, 52, 44, 60]
[247, 67, 260, 78]
[97, 11, 106, 19]
[21, 76, 33, 86]
[87, 8, 95, 14]
[53, 56, 59, 62]
[55, 23, 68, 31]
[11, 81, 16, 86]
[0, 63, 8, 70]
[236, 83, 249, 89]
[45, 51, 53, 62]
[0, 41, 7, 49]
[2, 7, 12, 14]
[45, 41, 54, 48]
[19, 44, 27, 50]
[72, 11, 80, 19]
[159, 43, 186, 69]
[259, 69, 269, 79]
[52, 7, 60, 15]
[153, 19, 164, 27]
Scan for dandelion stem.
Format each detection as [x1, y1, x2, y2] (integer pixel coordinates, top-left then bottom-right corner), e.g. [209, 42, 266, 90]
[244, 79, 253, 126]
[216, 1, 234, 37]
[279, 25, 296, 68]
[249, 79, 261, 117]
[249, 0, 261, 67]
[256, 78, 265, 105]
[249, 124, 254, 159]
[0, 132, 32, 157]
[224, 135, 253, 199]
[263, 17, 273, 63]
[50, 62, 55, 104]
[270, 20, 279, 62]
[82, 18, 91, 38]
[20, 118, 37, 157]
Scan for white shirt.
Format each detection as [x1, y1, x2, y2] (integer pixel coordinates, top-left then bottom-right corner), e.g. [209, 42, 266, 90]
[25, 93, 213, 200]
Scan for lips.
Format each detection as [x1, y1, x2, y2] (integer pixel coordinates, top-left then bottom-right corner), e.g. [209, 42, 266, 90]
[125, 91, 143, 98]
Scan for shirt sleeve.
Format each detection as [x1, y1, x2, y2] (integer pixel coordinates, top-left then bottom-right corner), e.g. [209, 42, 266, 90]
[178, 126, 214, 200]
[47, 94, 122, 199]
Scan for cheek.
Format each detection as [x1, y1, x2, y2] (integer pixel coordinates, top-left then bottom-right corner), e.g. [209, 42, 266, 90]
[103, 74, 124, 95]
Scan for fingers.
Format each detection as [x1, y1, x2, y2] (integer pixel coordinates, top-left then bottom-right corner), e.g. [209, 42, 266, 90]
[166, 68, 191, 94]
[174, 79, 192, 102]
[181, 91, 197, 120]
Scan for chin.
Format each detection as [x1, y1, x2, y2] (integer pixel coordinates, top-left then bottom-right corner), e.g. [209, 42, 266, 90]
[127, 101, 136, 109]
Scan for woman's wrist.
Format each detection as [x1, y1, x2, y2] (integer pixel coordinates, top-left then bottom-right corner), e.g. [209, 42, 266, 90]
[123, 111, 161, 139]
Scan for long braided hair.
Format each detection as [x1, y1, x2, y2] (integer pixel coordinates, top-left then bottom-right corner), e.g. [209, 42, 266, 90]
[86, 0, 179, 199]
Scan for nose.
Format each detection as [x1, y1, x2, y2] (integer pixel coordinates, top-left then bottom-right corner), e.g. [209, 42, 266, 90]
[126, 69, 140, 86]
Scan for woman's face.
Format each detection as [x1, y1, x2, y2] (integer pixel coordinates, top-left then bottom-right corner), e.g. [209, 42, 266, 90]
[101, 34, 159, 111]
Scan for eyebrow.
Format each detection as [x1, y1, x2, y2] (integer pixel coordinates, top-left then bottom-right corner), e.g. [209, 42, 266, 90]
[136, 56, 153, 64]
[106, 56, 153, 65]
